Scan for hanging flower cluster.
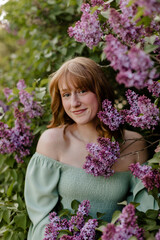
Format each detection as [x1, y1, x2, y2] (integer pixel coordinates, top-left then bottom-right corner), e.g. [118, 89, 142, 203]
[104, 35, 158, 89]
[68, 0, 160, 91]
[83, 137, 120, 178]
[129, 162, 160, 191]
[68, 3, 103, 49]
[0, 79, 43, 162]
[102, 204, 144, 240]
[43, 200, 98, 240]
[97, 99, 125, 131]
[122, 89, 160, 130]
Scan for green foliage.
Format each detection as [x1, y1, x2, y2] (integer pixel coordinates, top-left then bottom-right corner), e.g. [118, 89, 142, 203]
[0, 0, 160, 239]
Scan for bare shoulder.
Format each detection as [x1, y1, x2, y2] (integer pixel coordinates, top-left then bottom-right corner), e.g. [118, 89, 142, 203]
[121, 129, 148, 164]
[36, 127, 65, 161]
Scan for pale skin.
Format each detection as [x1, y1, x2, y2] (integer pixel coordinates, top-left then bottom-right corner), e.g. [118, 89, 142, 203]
[36, 80, 148, 172]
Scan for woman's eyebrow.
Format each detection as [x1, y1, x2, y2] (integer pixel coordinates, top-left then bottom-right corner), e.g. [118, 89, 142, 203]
[59, 88, 70, 92]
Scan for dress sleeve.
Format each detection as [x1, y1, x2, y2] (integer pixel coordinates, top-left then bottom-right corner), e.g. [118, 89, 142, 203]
[24, 152, 61, 240]
[127, 174, 159, 212]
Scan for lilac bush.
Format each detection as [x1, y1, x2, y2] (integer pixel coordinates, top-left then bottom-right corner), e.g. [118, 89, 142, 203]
[104, 35, 158, 89]
[97, 99, 125, 131]
[68, 3, 103, 49]
[101, 204, 144, 240]
[129, 162, 160, 191]
[156, 229, 160, 240]
[0, 79, 43, 162]
[43, 200, 98, 240]
[83, 137, 120, 177]
[122, 89, 160, 129]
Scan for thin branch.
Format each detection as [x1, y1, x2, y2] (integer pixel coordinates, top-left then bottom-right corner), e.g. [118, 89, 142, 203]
[120, 139, 160, 159]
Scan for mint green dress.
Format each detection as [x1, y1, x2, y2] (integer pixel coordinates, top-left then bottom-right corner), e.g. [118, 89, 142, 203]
[24, 152, 158, 240]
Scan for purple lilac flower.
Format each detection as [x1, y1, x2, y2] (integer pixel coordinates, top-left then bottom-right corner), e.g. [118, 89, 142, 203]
[77, 200, 90, 216]
[19, 89, 43, 118]
[44, 212, 69, 240]
[122, 89, 160, 129]
[68, 213, 85, 233]
[91, 0, 104, 7]
[0, 109, 34, 163]
[44, 200, 98, 240]
[83, 137, 120, 178]
[0, 100, 9, 113]
[108, 7, 145, 44]
[129, 162, 160, 191]
[156, 229, 160, 240]
[137, 0, 160, 16]
[68, 3, 103, 49]
[98, 99, 125, 131]
[147, 80, 160, 97]
[104, 35, 129, 71]
[104, 35, 158, 89]
[102, 204, 144, 240]
[79, 219, 98, 240]
[17, 79, 26, 90]
[3, 88, 13, 100]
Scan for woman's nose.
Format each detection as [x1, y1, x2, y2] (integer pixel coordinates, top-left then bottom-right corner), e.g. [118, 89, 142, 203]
[71, 93, 80, 107]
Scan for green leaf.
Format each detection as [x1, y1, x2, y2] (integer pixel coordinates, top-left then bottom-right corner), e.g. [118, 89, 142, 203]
[12, 87, 19, 95]
[91, 6, 99, 14]
[126, 0, 135, 7]
[129, 237, 137, 240]
[71, 199, 80, 211]
[96, 212, 106, 219]
[58, 209, 71, 218]
[7, 181, 14, 197]
[133, 7, 144, 21]
[0, 210, 3, 222]
[111, 210, 121, 224]
[117, 200, 127, 206]
[14, 213, 27, 230]
[143, 219, 158, 231]
[57, 229, 72, 238]
[146, 209, 158, 219]
[40, 78, 49, 87]
[100, 9, 110, 19]
[136, 16, 151, 27]
[3, 209, 10, 224]
[144, 44, 159, 54]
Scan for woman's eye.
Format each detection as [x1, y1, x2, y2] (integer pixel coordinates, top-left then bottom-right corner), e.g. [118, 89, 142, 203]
[62, 93, 70, 98]
[78, 89, 87, 94]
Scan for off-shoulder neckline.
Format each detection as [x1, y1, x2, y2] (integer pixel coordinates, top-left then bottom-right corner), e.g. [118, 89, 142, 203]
[34, 152, 131, 174]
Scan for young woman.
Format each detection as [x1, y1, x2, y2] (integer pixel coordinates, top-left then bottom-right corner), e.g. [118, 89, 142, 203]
[25, 57, 156, 240]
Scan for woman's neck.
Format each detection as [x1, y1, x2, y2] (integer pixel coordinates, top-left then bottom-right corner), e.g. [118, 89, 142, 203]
[71, 123, 99, 144]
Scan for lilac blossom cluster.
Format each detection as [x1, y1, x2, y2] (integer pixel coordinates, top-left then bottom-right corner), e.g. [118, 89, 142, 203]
[90, 0, 105, 7]
[98, 99, 125, 131]
[0, 79, 43, 162]
[43, 200, 98, 240]
[83, 137, 120, 178]
[137, 0, 160, 16]
[108, 1, 145, 44]
[129, 162, 160, 191]
[104, 35, 158, 89]
[122, 90, 160, 130]
[0, 109, 34, 163]
[156, 229, 160, 240]
[68, 3, 103, 49]
[147, 80, 160, 97]
[102, 204, 144, 240]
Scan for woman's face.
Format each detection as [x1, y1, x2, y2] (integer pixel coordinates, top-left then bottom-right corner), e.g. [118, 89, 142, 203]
[58, 78, 99, 125]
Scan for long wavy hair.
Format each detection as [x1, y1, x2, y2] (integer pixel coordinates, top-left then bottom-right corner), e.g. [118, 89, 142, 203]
[48, 57, 122, 139]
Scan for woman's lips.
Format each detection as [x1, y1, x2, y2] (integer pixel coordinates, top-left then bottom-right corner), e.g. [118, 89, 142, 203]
[72, 109, 87, 115]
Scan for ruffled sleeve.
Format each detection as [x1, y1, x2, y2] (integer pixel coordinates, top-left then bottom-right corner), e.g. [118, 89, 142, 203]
[127, 175, 159, 212]
[24, 152, 61, 240]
